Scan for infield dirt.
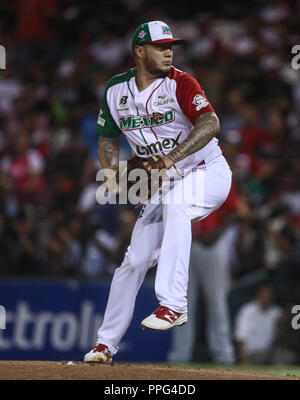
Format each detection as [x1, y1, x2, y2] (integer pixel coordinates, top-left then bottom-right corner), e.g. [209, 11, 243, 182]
[0, 361, 298, 380]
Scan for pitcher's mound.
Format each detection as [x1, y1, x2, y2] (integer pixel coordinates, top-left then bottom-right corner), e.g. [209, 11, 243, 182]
[0, 361, 298, 380]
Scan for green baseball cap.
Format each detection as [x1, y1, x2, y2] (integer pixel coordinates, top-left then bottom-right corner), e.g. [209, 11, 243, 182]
[132, 21, 185, 51]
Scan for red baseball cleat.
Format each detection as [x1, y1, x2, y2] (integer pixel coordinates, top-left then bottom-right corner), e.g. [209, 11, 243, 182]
[141, 305, 187, 331]
[84, 343, 112, 363]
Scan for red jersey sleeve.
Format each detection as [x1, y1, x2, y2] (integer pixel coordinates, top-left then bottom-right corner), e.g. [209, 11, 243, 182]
[175, 72, 214, 124]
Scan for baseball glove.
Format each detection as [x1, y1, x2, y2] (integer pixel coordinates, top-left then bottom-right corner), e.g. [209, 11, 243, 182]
[118, 155, 167, 203]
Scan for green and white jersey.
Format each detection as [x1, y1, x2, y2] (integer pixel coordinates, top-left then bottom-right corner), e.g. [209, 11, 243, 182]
[97, 66, 222, 175]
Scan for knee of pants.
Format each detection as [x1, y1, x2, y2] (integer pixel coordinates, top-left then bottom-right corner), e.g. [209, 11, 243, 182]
[163, 202, 190, 221]
[118, 247, 152, 276]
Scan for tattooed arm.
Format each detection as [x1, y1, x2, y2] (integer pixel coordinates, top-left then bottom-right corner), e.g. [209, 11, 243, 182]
[98, 136, 120, 172]
[98, 136, 120, 193]
[162, 111, 220, 168]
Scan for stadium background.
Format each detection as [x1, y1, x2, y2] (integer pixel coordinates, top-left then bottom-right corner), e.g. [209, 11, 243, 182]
[0, 0, 299, 364]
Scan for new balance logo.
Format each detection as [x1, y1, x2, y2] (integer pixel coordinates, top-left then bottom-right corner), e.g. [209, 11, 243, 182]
[120, 96, 128, 105]
[164, 313, 178, 323]
[136, 132, 181, 156]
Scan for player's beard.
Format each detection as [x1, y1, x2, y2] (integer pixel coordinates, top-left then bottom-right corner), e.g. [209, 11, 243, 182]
[144, 53, 171, 78]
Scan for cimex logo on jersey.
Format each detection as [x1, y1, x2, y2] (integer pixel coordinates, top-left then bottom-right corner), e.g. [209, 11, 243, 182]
[136, 131, 182, 156]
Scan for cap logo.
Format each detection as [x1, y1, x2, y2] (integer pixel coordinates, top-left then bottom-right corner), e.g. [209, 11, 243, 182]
[162, 26, 172, 35]
[138, 30, 147, 41]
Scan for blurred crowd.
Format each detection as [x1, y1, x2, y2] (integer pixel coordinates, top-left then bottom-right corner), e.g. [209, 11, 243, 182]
[0, 0, 300, 361]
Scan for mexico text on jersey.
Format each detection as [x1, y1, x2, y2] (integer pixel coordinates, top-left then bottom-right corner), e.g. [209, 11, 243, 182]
[97, 66, 222, 174]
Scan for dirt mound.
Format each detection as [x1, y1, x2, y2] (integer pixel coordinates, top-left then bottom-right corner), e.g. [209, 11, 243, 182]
[0, 361, 298, 380]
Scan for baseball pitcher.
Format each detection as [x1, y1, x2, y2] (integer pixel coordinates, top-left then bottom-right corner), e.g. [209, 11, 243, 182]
[84, 21, 232, 363]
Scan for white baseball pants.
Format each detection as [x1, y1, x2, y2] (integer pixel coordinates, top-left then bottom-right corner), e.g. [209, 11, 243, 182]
[97, 154, 232, 355]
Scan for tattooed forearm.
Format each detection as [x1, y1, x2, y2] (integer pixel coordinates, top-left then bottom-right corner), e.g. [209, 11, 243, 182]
[166, 112, 220, 165]
[98, 136, 120, 170]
